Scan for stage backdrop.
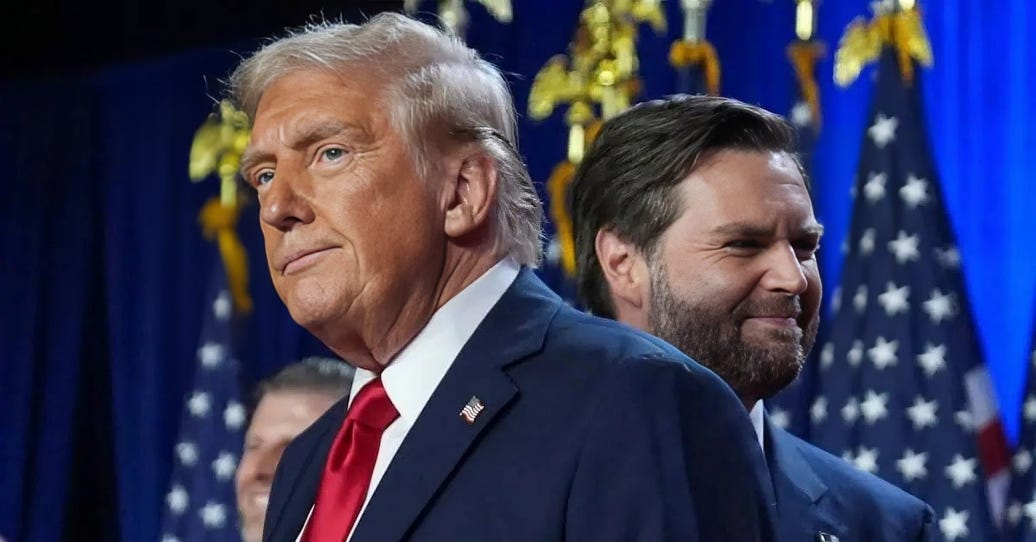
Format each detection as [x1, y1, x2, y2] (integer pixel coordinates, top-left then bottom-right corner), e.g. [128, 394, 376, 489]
[0, 1, 1033, 541]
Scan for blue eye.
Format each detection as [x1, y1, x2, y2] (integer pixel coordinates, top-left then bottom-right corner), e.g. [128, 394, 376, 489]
[322, 148, 346, 161]
[256, 171, 274, 185]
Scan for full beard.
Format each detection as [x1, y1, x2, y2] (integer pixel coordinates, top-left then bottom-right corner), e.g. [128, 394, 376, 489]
[648, 270, 819, 405]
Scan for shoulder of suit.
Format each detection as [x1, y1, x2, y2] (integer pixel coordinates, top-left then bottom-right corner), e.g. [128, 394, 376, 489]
[545, 305, 712, 376]
[778, 427, 931, 515]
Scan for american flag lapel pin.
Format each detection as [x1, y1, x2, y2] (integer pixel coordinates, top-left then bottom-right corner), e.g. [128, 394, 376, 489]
[459, 396, 485, 424]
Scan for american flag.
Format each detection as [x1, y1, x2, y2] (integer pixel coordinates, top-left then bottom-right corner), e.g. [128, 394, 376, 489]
[1004, 305, 1036, 538]
[159, 260, 246, 541]
[806, 48, 1009, 541]
[459, 396, 486, 424]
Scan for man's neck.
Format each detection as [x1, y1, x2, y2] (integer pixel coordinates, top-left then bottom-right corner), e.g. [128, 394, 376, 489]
[361, 250, 504, 371]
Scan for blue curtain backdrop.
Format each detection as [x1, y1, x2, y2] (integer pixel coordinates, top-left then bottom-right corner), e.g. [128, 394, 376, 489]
[0, 1, 1032, 541]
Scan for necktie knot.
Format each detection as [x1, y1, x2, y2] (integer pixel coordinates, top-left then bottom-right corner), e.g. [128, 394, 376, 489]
[347, 378, 399, 431]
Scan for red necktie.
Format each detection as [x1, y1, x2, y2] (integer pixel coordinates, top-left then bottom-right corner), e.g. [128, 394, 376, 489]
[303, 378, 399, 542]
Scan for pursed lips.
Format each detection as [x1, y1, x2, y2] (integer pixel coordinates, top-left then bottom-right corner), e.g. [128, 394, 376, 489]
[278, 246, 335, 274]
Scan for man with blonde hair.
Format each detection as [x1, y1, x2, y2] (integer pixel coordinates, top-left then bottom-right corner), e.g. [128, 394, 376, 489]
[231, 13, 775, 542]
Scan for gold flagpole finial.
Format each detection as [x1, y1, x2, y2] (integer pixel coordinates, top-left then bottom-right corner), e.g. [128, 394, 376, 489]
[789, 0, 824, 131]
[404, 0, 512, 38]
[189, 100, 253, 314]
[530, 0, 663, 278]
[834, 0, 932, 87]
[669, 0, 720, 95]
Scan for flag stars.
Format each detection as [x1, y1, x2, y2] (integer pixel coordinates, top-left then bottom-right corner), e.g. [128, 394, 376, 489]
[1024, 396, 1036, 423]
[887, 231, 920, 264]
[859, 390, 889, 424]
[859, 228, 876, 256]
[187, 391, 212, 417]
[923, 289, 958, 324]
[1014, 449, 1033, 475]
[863, 173, 888, 202]
[935, 246, 961, 269]
[842, 397, 860, 424]
[175, 442, 199, 466]
[896, 449, 928, 481]
[906, 396, 938, 430]
[212, 290, 232, 322]
[199, 502, 227, 528]
[1025, 493, 1036, 526]
[868, 337, 899, 370]
[166, 484, 188, 514]
[770, 408, 790, 430]
[197, 342, 226, 369]
[1007, 501, 1023, 525]
[944, 454, 977, 488]
[938, 508, 969, 541]
[868, 113, 899, 148]
[820, 343, 834, 370]
[877, 282, 910, 316]
[853, 283, 870, 312]
[224, 401, 246, 430]
[853, 446, 880, 474]
[853, 285, 869, 314]
[831, 287, 842, 315]
[899, 175, 929, 208]
[917, 343, 947, 377]
[811, 397, 828, 424]
[955, 410, 975, 432]
[847, 340, 865, 367]
[212, 451, 238, 480]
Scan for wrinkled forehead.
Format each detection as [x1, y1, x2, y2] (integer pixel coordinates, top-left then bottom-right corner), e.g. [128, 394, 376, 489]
[677, 150, 816, 225]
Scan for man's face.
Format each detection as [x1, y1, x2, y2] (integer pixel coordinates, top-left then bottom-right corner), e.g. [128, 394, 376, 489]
[235, 390, 340, 542]
[647, 149, 822, 406]
[243, 69, 446, 353]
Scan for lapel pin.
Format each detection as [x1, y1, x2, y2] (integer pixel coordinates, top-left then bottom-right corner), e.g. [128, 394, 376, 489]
[459, 396, 485, 424]
[817, 533, 839, 542]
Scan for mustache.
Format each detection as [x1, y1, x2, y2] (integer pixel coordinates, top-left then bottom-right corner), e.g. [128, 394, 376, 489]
[733, 296, 802, 321]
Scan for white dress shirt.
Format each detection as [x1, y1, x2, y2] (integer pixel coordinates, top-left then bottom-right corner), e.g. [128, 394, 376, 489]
[749, 401, 766, 452]
[296, 258, 520, 542]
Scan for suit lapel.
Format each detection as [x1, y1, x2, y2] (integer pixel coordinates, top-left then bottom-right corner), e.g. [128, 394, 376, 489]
[766, 418, 845, 542]
[263, 399, 344, 542]
[349, 270, 561, 542]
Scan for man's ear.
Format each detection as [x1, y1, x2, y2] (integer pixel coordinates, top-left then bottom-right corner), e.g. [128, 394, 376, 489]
[444, 150, 497, 239]
[595, 229, 650, 311]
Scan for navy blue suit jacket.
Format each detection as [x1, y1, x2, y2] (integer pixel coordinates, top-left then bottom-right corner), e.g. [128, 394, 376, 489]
[766, 417, 933, 541]
[263, 270, 776, 541]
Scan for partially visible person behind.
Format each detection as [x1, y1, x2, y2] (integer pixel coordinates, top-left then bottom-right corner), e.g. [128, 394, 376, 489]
[235, 357, 354, 542]
[571, 94, 933, 541]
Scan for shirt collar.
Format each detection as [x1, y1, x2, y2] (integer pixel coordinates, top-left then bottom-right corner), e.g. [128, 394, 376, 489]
[349, 258, 521, 425]
[749, 401, 765, 452]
